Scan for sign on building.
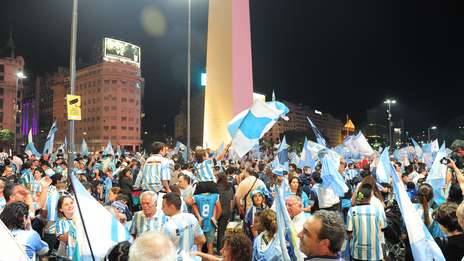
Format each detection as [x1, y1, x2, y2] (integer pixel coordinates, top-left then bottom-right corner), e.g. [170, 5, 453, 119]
[103, 38, 141, 67]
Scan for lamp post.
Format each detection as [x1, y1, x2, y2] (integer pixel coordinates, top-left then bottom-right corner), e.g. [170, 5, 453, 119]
[14, 71, 27, 152]
[68, 0, 78, 164]
[186, 0, 192, 159]
[383, 99, 396, 148]
[427, 126, 437, 143]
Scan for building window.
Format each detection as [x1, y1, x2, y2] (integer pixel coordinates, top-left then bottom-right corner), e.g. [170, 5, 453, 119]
[121, 126, 127, 130]
[121, 117, 127, 121]
[0, 99, 3, 109]
[111, 126, 116, 130]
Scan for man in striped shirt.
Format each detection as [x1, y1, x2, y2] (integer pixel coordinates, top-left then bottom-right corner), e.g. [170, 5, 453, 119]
[347, 183, 386, 261]
[162, 192, 206, 259]
[129, 191, 163, 238]
[135, 142, 172, 193]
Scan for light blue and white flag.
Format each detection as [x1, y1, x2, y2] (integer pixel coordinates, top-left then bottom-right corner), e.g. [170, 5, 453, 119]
[27, 128, 33, 144]
[175, 141, 188, 162]
[70, 174, 132, 260]
[0, 219, 30, 261]
[382, 150, 445, 261]
[103, 141, 114, 156]
[320, 153, 348, 197]
[307, 117, 326, 147]
[411, 138, 423, 160]
[375, 147, 391, 184]
[288, 152, 299, 165]
[81, 139, 89, 157]
[273, 179, 302, 261]
[425, 143, 448, 205]
[343, 131, 374, 156]
[228, 99, 289, 158]
[43, 121, 57, 154]
[278, 136, 289, 164]
[298, 138, 316, 169]
[25, 142, 41, 158]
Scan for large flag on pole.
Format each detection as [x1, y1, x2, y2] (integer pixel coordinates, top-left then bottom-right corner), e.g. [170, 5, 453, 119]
[0, 219, 31, 261]
[70, 174, 131, 260]
[307, 117, 326, 147]
[425, 143, 448, 205]
[43, 121, 57, 154]
[228, 99, 289, 158]
[382, 150, 445, 261]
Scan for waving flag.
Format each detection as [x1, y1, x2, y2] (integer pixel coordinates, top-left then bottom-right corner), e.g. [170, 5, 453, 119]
[27, 128, 33, 144]
[307, 117, 326, 147]
[278, 136, 289, 164]
[411, 138, 423, 159]
[375, 147, 391, 184]
[382, 150, 445, 261]
[81, 139, 89, 157]
[70, 174, 131, 260]
[298, 138, 316, 169]
[273, 180, 302, 261]
[25, 142, 41, 158]
[321, 153, 348, 197]
[343, 131, 374, 156]
[0, 220, 30, 261]
[175, 141, 188, 162]
[228, 99, 289, 158]
[426, 143, 448, 205]
[103, 141, 114, 156]
[43, 121, 57, 154]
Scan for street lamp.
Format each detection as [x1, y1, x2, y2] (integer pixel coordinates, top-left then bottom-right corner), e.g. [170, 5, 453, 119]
[14, 71, 27, 152]
[427, 126, 437, 143]
[186, 0, 192, 159]
[383, 99, 396, 148]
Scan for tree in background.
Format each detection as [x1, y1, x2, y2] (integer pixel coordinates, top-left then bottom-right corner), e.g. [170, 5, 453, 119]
[0, 129, 14, 151]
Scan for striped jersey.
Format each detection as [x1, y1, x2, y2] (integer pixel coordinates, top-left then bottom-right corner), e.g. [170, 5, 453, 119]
[193, 193, 219, 232]
[347, 204, 386, 261]
[46, 190, 60, 222]
[30, 180, 42, 195]
[129, 211, 163, 237]
[194, 159, 216, 183]
[163, 212, 204, 256]
[139, 155, 172, 192]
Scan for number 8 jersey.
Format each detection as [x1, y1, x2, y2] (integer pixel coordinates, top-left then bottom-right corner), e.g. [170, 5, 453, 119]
[193, 193, 219, 233]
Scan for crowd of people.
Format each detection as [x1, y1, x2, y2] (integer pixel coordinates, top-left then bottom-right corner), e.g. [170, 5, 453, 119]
[1, 138, 464, 261]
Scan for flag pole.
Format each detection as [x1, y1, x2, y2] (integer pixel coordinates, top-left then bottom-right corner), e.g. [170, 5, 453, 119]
[69, 174, 96, 261]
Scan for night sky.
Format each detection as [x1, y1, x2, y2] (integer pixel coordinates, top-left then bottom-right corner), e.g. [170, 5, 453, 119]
[1, 0, 463, 137]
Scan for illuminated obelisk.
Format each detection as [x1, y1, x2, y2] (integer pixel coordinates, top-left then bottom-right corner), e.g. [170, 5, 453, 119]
[203, 0, 254, 149]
